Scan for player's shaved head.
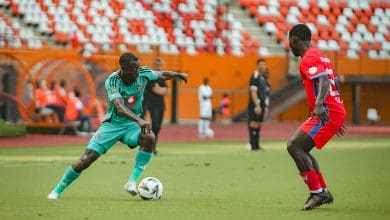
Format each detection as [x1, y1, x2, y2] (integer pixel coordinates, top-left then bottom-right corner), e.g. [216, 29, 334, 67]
[289, 24, 311, 41]
[119, 52, 140, 85]
[288, 24, 312, 57]
[119, 52, 139, 68]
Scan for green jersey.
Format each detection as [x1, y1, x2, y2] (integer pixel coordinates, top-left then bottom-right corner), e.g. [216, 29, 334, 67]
[104, 67, 158, 124]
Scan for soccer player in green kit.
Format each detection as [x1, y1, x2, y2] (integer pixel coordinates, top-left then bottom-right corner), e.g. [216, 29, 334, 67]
[48, 52, 188, 199]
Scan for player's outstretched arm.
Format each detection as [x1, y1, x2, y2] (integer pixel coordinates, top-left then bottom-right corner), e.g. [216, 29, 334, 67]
[112, 98, 151, 129]
[157, 71, 188, 83]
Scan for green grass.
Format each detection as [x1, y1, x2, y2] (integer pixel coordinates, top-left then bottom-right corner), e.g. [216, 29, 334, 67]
[0, 138, 390, 220]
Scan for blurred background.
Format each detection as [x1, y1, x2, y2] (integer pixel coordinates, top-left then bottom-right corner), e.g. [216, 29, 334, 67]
[0, 0, 389, 135]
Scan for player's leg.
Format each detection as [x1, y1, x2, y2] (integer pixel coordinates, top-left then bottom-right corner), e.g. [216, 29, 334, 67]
[307, 153, 325, 190]
[308, 153, 333, 205]
[198, 117, 208, 138]
[247, 108, 260, 151]
[257, 107, 265, 150]
[287, 128, 332, 210]
[287, 129, 329, 210]
[48, 123, 123, 199]
[204, 103, 213, 137]
[150, 109, 163, 143]
[248, 121, 260, 150]
[140, 105, 148, 119]
[287, 129, 316, 171]
[122, 124, 155, 196]
[308, 152, 333, 204]
[48, 149, 100, 199]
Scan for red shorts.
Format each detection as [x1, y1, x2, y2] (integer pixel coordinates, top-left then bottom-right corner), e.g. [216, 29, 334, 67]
[300, 111, 346, 149]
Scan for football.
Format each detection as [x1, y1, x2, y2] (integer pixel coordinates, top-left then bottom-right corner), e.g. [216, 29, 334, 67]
[138, 177, 163, 200]
[205, 128, 214, 138]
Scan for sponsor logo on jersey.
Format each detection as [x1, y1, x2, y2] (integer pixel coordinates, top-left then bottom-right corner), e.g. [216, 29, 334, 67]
[126, 96, 136, 104]
[137, 85, 143, 92]
[308, 67, 318, 74]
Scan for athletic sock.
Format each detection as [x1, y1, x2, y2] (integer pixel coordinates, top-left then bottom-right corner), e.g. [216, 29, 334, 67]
[198, 120, 205, 136]
[129, 150, 152, 182]
[205, 120, 210, 131]
[316, 172, 327, 191]
[53, 165, 81, 195]
[249, 127, 259, 149]
[300, 169, 322, 193]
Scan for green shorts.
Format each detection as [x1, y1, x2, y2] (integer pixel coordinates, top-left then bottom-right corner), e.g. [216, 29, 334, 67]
[87, 121, 141, 155]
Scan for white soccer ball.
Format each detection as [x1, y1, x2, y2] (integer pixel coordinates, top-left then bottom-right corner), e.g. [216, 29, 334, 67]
[205, 128, 214, 138]
[138, 177, 163, 200]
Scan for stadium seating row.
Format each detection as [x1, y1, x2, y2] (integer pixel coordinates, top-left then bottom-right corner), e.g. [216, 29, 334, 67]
[240, 0, 390, 59]
[0, 0, 260, 56]
[1, 0, 389, 58]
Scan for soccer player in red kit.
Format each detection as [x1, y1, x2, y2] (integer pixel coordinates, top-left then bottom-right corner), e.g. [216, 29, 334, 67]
[287, 24, 347, 210]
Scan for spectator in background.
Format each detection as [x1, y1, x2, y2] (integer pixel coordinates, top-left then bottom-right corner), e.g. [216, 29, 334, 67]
[198, 77, 214, 138]
[247, 58, 271, 151]
[212, 92, 230, 122]
[65, 88, 93, 134]
[47, 81, 65, 122]
[54, 80, 67, 105]
[34, 80, 65, 122]
[141, 57, 169, 155]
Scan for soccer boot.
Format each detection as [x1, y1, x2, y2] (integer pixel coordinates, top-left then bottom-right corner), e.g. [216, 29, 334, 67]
[124, 181, 138, 196]
[302, 191, 328, 210]
[321, 190, 334, 205]
[47, 191, 60, 200]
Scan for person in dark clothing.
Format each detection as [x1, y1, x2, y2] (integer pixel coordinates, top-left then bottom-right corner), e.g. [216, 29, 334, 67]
[141, 57, 169, 155]
[247, 58, 271, 151]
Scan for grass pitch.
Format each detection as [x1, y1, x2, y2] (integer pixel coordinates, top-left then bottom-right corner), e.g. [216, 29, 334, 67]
[0, 137, 390, 220]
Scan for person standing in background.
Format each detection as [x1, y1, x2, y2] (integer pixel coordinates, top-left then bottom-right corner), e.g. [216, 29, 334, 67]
[141, 57, 169, 155]
[198, 77, 213, 138]
[247, 58, 271, 151]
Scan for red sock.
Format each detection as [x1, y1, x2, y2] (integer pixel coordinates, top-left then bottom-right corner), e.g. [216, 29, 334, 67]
[317, 172, 327, 190]
[300, 169, 322, 193]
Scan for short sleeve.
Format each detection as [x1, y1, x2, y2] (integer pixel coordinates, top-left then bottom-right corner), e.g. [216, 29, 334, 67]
[139, 67, 159, 81]
[302, 54, 328, 80]
[105, 75, 122, 101]
[249, 75, 258, 91]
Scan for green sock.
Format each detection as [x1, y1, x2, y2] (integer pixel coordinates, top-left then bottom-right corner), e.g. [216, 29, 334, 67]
[53, 165, 81, 195]
[129, 150, 152, 182]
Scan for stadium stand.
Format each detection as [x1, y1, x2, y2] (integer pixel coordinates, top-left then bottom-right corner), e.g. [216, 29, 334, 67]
[1, 0, 389, 58]
[240, 0, 390, 59]
[0, 0, 261, 56]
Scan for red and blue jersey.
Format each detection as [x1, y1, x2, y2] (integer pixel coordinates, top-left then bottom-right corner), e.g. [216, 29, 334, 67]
[300, 48, 345, 115]
[299, 48, 346, 148]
